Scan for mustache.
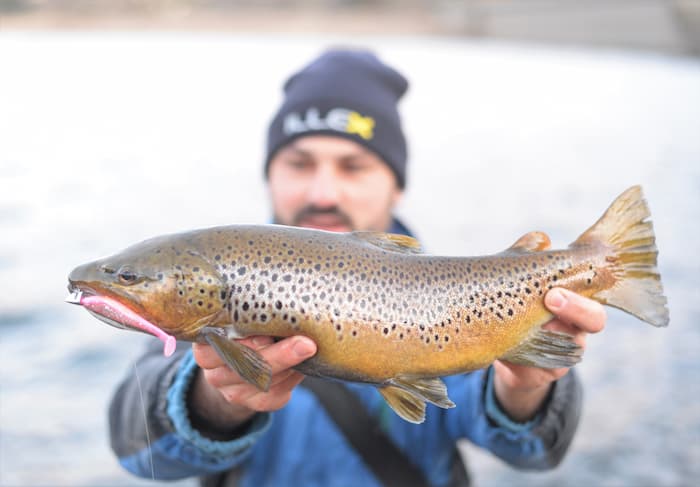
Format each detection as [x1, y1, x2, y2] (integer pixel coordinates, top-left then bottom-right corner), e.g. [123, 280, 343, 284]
[291, 206, 354, 229]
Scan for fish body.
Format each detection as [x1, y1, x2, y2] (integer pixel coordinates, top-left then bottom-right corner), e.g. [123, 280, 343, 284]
[67, 186, 669, 423]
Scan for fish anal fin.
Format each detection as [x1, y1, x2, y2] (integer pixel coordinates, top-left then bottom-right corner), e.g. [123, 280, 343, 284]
[505, 231, 551, 253]
[202, 329, 272, 391]
[390, 376, 455, 409]
[352, 232, 423, 254]
[378, 385, 426, 424]
[501, 328, 583, 368]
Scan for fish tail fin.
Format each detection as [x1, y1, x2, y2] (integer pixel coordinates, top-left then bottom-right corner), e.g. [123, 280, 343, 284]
[572, 185, 669, 327]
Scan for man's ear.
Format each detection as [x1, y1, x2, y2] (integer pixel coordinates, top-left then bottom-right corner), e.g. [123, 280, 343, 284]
[391, 188, 404, 208]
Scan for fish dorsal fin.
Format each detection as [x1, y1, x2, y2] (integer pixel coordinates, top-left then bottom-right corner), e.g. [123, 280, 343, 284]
[352, 232, 423, 254]
[504, 231, 551, 253]
[500, 328, 583, 368]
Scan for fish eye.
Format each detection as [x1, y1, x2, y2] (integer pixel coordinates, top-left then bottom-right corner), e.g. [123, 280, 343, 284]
[117, 267, 139, 285]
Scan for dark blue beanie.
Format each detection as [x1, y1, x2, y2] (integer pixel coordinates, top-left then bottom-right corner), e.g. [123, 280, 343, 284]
[265, 48, 409, 188]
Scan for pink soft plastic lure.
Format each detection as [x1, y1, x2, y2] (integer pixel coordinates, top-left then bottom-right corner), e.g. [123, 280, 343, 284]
[72, 292, 177, 357]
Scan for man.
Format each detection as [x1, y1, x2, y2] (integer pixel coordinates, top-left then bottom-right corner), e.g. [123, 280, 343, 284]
[109, 49, 605, 486]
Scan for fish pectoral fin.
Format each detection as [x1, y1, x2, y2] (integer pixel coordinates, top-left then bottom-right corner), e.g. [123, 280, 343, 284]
[501, 328, 583, 368]
[378, 385, 426, 424]
[351, 232, 423, 254]
[390, 376, 455, 409]
[202, 329, 272, 391]
[503, 231, 552, 253]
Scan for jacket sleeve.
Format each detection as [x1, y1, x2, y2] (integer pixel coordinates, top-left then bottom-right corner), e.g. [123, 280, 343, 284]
[108, 339, 271, 480]
[446, 366, 583, 470]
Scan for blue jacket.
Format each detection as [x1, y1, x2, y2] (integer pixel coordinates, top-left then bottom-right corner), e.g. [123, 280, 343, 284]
[109, 220, 582, 486]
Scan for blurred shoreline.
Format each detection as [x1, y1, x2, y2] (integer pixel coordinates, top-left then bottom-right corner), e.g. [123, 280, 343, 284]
[2, 0, 699, 57]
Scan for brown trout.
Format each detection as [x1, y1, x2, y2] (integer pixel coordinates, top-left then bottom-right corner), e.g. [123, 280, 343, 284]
[67, 185, 668, 423]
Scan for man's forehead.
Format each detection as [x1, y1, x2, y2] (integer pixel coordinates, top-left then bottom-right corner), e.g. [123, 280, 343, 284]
[284, 135, 374, 159]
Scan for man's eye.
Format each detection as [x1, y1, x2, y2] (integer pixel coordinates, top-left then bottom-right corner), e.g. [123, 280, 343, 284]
[287, 159, 313, 171]
[341, 162, 367, 173]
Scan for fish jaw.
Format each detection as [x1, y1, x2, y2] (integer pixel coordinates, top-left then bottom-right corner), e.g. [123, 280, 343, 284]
[66, 288, 176, 357]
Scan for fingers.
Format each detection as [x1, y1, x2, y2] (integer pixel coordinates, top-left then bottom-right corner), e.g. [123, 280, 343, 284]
[194, 335, 316, 388]
[545, 288, 606, 334]
[260, 336, 317, 374]
[193, 336, 273, 369]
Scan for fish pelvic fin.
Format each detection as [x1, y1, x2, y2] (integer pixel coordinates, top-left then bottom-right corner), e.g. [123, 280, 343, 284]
[202, 329, 272, 391]
[572, 185, 669, 327]
[378, 376, 455, 424]
[378, 386, 426, 424]
[390, 376, 456, 409]
[501, 328, 583, 368]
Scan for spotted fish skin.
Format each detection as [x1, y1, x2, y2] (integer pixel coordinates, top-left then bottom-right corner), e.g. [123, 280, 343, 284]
[205, 226, 600, 382]
[68, 186, 669, 423]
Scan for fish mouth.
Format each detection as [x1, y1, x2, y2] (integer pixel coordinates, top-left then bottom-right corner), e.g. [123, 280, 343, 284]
[65, 283, 177, 357]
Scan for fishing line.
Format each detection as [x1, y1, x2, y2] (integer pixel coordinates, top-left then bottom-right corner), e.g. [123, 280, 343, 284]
[133, 361, 156, 481]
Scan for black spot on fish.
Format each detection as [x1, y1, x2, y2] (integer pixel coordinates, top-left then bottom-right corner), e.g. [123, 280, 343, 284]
[197, 301, 203, 306]
[215, 255, 221, 261]
[193, 267, 200, 272]
[238, 267, 247, 276]
[242, 302, 250, 311]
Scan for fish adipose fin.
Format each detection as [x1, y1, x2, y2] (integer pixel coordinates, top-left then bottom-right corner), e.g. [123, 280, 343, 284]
[504, 231, 552, 253]
[501, 328, 583, 368]
[572, 185, 670, 327]
[378, 376, 455, 424]
[202, 329, 272, 391]
[352, 232, 423, 254]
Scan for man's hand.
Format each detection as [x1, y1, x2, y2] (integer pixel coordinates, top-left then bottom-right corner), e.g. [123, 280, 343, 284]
[493, 288, 606, 422]
[188, 335, 317, 432]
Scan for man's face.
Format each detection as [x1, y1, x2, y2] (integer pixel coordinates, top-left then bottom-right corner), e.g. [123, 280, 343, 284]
[267, 135, 403, 232]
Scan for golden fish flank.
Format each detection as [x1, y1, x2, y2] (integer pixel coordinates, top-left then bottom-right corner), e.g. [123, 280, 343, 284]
[67, 185, 669, 424]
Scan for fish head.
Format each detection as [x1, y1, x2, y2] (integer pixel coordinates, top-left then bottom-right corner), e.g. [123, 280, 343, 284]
[68, 235, 228, 339]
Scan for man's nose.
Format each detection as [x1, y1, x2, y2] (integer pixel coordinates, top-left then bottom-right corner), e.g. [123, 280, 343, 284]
[307, 167, 341, 207]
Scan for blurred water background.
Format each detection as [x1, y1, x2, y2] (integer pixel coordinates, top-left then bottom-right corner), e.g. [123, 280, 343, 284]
[1, 7, 699, 487]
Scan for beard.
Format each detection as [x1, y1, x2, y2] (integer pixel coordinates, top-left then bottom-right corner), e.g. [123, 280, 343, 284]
[274, 205, 355, 231]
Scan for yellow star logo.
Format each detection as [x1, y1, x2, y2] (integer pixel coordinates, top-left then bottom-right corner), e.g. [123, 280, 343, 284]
[346, 111, 375, 140]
